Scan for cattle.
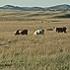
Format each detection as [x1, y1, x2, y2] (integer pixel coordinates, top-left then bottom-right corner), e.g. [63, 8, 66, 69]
[21, 29, 28, 35]
[15, 29, 28, 35]
[34, 29, 44, 35]
[56, 27, 67, 33]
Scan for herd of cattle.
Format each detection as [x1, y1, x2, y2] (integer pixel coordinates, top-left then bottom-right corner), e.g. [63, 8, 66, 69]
[15, 27, 67, 35]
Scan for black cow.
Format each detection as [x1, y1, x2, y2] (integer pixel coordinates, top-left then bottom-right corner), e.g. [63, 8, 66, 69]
[56, 27, 67, 33]
[21, 29, 28, 35]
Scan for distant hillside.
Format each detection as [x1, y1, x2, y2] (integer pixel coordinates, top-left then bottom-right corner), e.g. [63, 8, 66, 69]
[0, 4, 70, 11]
[0, 5, 45, 11]
[46, 4, 70, 11]
[0, 5, 24, 11]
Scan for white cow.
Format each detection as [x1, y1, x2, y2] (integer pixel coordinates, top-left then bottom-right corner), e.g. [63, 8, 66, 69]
[34, 29, 44, 35]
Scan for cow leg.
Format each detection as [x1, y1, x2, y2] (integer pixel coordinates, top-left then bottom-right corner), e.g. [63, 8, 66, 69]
[58, 30, 60, 33]
[64, 30, 66, 33]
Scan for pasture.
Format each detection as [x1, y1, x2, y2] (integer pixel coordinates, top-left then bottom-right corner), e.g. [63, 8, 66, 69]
[0, 11, 70, 70]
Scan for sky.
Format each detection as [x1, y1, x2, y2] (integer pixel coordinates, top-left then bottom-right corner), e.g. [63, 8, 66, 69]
[0, 0, 70, 7]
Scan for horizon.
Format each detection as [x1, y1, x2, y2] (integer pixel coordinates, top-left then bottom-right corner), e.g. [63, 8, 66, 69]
[0, 4, 70, 8]
[0, 0, 70, 7]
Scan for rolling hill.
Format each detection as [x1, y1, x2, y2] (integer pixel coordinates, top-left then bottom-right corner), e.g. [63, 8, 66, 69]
[0, 4, 70, 11]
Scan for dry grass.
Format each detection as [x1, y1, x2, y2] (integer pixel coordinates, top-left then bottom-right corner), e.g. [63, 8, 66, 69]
[0, 11, 70, 70]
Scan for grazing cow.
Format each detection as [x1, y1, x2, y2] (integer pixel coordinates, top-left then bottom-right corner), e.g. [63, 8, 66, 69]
[15, 29, 28, 35]
[56, 27, 67, 33]
[21, 29, 28, 35]
[34, 29, 44, 35]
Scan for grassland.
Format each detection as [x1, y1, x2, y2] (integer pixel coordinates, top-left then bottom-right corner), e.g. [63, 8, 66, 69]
[0, 11, 70, 70]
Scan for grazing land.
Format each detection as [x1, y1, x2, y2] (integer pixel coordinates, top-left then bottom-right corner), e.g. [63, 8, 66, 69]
[0, 11, 70, 70]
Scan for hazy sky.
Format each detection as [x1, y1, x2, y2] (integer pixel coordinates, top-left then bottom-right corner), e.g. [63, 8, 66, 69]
[0, 0, 70, 7]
